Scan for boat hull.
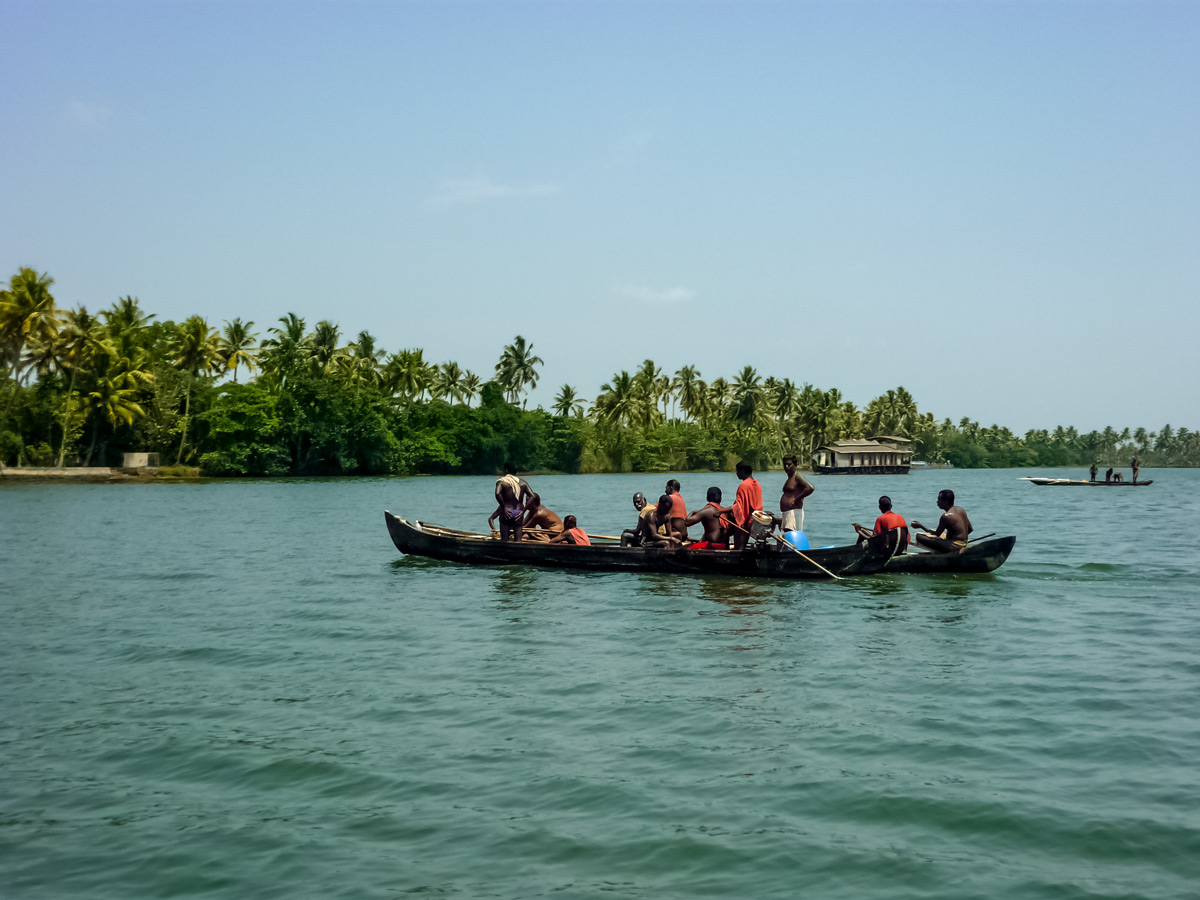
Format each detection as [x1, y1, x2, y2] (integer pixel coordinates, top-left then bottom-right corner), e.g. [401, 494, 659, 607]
[1021, 478, 1153, 487]
[385, 513, 1016, 579]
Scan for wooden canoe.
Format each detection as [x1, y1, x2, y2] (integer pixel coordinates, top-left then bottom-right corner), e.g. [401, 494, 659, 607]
[1019, 477, 1153, 487]
[385, 512, 1016, 579]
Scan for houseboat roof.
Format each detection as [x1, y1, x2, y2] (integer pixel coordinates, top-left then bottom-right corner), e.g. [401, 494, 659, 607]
[815, 439, 908, 453]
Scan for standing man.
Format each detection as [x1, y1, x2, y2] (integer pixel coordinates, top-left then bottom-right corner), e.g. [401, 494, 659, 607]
[665, 478, 688, 540]
[488, 461, 532, 541]
[730, 461, 763, 551]
[1131, 456, 1140, 484]
[780, 455, 815, 533]
[1089, 461, 1098, 483]
[911, 489, 973, 553]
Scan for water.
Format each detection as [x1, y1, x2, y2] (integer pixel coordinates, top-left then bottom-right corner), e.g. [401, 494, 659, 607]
[2, 469, 1198, 899]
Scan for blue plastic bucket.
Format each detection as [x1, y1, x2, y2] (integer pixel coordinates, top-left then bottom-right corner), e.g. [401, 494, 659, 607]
[783, 530, 810, 550]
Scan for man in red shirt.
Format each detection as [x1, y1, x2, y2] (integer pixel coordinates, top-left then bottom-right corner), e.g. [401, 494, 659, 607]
[854, 495, 908, 552]
[730, 461, 763, 551]
[665, 479, 688, 540]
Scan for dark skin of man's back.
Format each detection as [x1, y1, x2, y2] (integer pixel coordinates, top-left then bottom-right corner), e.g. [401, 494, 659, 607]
[684, 503, 731, 543]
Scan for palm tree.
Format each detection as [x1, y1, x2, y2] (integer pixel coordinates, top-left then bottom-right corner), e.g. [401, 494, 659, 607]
[495, 336, 543, 407]
[171, 316, 222, 464]
[674, 365, 702, 422]
[433, 362, 465, 403]
[54, 307, 108, 466]
[1, 268, 58, 388]
[553, 384, 582, 417]
[595, 371, 643, 431]
[82, 354, 153, 465]
[384, 349, 431, 401]
[260, 313, 309, 387]
[460, 371, 481, 407]
[309, 320, 342, 373]
[218, 318, 258, 382]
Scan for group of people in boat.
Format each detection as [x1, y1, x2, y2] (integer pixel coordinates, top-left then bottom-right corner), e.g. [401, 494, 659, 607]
[489, 459, 976, 554]
[1089, 457, 1140, 484]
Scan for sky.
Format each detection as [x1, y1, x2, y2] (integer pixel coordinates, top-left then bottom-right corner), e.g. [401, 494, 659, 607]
[3, 0, 1198, 434]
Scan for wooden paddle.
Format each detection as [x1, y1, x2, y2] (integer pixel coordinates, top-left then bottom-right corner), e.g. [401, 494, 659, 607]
[726, 519, 842, 580]
[964, 532, 996, 546]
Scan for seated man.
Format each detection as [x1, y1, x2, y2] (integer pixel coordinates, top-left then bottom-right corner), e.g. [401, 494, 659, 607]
[549, 515, 591, 545]
[520, 493, 563, 541]
[621, 492, 651, 547]
[632, 495, 682, 548]
[854, 495, 909, 553]
[911, 489, 972, 553]
[684, 487, 732, 549]
[666, 479, 689, 540]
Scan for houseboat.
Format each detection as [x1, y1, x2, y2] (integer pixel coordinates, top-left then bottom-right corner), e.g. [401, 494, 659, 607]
[812, 436, 913, 475]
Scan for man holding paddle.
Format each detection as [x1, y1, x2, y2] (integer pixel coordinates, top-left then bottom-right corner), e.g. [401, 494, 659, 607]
[911, 489, 973, 553]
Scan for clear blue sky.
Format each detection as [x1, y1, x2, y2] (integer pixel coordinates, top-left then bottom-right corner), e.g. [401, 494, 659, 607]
[3, 0, 1197, 433]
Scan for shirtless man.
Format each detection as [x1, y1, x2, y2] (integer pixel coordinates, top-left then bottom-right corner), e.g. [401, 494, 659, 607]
[632, 495, 682, 548]
[684, 487, 732, 549]
[1131, 456, 1140, 484]
[488, 462, 532, 541]
[911, 489, 973, 553]
[1089, 462, 1098, 483]
[780, 455, 814, 533]
[520, 493, 563, 541]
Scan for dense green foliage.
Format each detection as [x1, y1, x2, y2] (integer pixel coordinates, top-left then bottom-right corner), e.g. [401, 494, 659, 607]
[3, 268, 1198, 475]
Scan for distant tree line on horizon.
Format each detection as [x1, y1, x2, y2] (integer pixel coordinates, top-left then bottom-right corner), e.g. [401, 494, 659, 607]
[3, 267, 1197, 476]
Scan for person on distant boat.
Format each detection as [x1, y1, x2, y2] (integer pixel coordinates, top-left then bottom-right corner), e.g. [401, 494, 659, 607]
[489, 462, 532, 541]
[548, 515, 591, 546]
[780, 455, 815, 533]
[854, 495, 909, 553]
[911, 489, 972, 553]
[665, 479, 689, 540]
[684, 487, 733, 549]
[1131, 456, 1140, 484]
[730, 461, 763, 551]
[1105, 467, 1113, 483]
[1113, 470, 1124, 483]
[631, 495, 682, 548]
[1089, 462, 1098, 483]
[520, 493, 563, 540]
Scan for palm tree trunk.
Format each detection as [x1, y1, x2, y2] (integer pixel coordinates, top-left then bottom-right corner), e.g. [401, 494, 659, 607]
[57, 368, 79, 467]
[176, 380, 191, 465]
[84, 418, 99, 466]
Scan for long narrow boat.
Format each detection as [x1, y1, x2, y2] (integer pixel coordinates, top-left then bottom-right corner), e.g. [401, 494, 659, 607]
[384, 512, 1016, 579]
[1019, 477, 1154, 487]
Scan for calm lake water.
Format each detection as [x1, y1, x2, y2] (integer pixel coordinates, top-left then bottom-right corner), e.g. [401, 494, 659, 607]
[2, 468, 1198, 899]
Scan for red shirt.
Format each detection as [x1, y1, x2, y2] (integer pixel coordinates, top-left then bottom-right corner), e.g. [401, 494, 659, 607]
[669, 493, 687, 519]
[568, 527, 591, 546]
[873, 511, 907, 534]
[732, 477, 763, 524]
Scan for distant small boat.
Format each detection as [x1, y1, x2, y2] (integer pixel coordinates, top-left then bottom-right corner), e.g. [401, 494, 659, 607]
[1018, 477, 1154, 487]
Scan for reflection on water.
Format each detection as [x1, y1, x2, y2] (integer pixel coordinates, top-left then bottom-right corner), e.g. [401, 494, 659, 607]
[488, 565, 542, 602]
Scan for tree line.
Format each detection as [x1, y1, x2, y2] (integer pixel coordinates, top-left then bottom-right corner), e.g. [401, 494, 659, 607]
[2, 268, 1197, 475]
